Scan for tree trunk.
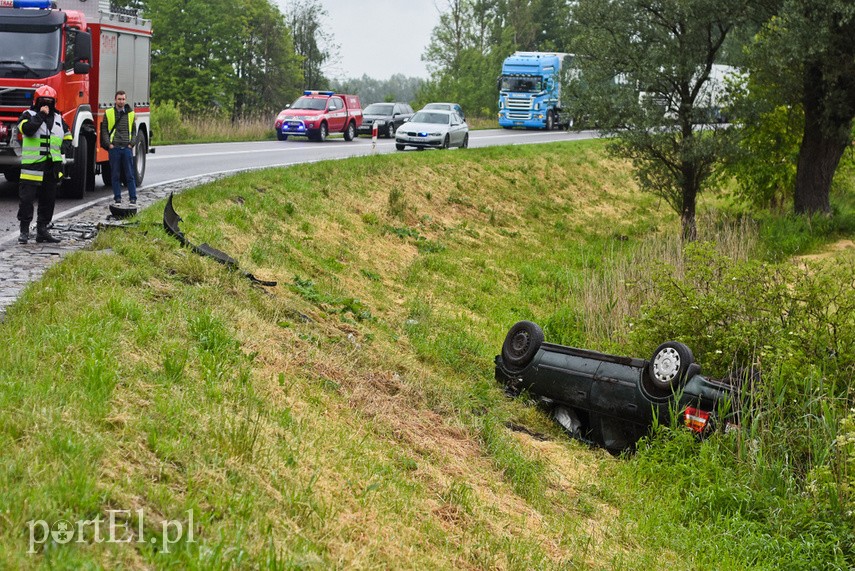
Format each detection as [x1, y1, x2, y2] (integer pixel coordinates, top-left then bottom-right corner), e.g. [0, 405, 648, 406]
[680, 157, 699, 242]
[794, 110, 847, 214]
[794, 64, 851, 214]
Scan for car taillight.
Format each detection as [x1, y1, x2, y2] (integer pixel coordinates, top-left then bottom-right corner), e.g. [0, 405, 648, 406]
[684, 406, 710, 433]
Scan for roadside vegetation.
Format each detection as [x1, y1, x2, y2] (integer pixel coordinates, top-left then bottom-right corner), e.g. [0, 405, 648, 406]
[1, 141, 852, 568]
[151, 101, 500, 145]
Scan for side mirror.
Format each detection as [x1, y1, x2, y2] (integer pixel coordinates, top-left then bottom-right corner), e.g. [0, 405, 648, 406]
[73, 31, 92, 74]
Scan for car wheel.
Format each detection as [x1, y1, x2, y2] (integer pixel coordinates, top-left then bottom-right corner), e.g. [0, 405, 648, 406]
[318, 122, 328, 142]
[649, 341, 694, 390]
[442, 135, 450, 149]
[277, 132, 288, 141]
[396, 144, 405, 151]
[344, 121, 356, 141]
[546, 111, 554, 131]
[461, 133, 469, 149]
[501, 321, 544, 369]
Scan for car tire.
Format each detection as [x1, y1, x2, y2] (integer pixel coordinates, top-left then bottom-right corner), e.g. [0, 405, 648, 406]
[395, 144, 405, 151]
[387, 122, 396, 138]
[442, 135, 450, 149]
[277, 132, 288, 141]
[344, 121, 356, 141]
[317, 122, 328, 142]
[546, 111, 554, 131]
[501, 321, 544, 369]
[461, 133, 469, 149]
[648, 341, 694, 390]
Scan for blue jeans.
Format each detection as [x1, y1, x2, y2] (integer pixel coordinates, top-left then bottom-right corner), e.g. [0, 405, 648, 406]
[109, 145, 137, 202]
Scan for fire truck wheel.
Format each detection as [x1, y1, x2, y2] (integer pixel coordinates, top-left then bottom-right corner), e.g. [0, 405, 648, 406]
[277, 133, 288, 141]
[344, 121, 355, 141]
[317, 122, 328, 142]
[100, 161, 111, 187]
[134, 133, 148, 186]
[64, 140, 88, 199]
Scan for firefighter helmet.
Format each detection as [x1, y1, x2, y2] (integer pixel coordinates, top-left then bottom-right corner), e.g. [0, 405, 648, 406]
[33, 85, 57, 103]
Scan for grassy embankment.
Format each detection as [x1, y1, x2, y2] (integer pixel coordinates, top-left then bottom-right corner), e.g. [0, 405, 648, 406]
[1, 140, 853, 569]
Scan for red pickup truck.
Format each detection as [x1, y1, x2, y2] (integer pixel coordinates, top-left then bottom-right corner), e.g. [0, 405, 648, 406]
[274, 91, 362, 142]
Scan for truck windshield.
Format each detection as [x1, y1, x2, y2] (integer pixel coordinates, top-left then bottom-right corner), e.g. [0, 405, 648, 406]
[291, 97, 327, 111]
[0, 29, 61, 78]
[500, 76, 542, 93]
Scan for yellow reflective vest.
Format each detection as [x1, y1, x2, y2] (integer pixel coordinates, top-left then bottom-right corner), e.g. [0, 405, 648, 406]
[19, 109, 71, 183]
[104, 107, 135, 143]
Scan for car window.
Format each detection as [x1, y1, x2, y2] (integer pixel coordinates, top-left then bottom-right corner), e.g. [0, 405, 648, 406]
[291, 97, 327, 110]
[364, 103, 393, 115]
[411, 112, 450, 124]
[330, 97, 343, 111]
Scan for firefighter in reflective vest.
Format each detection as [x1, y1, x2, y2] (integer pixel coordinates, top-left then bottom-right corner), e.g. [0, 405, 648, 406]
[17, 85, 72, 244]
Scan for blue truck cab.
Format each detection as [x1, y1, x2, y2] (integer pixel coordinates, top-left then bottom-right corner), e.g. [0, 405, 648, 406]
[498, 52, 570, 130]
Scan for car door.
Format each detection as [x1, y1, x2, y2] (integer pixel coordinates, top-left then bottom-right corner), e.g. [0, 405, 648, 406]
[327, 97, 345, 132]
[450, 112, 466, 146]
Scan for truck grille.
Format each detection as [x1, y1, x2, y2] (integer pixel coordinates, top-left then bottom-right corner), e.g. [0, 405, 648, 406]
[507, 111, 532, 120]
[0, 88, 35, 108]
[505, 96, 533, 111]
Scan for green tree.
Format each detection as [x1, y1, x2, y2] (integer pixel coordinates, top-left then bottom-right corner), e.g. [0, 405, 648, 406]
[285, 0, 339, 90]
[749, 0, 855, 214]
[233, 0, 302, 117]
[568, 0, 753, 240]
[143, 0, 241, 114]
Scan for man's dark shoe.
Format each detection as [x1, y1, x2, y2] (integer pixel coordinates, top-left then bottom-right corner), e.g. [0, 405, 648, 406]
[35, 227, 61, 243]
[18, 232, 30, 244]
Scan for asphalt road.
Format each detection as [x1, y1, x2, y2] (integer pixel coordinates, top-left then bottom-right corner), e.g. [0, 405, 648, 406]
[0, 128, 597, 236]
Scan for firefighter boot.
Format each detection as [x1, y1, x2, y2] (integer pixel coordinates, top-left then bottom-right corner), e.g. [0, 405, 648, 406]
[35, 225, 61, 244]
[18, 222, 31, 244]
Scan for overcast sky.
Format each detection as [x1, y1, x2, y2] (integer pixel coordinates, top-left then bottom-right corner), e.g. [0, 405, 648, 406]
[276, 0, 444, 80]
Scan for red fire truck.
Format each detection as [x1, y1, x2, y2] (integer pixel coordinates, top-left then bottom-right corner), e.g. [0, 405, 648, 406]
[0, 0, 152, 198]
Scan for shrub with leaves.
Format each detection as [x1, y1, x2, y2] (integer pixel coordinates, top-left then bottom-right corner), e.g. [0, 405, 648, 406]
[629, 242, 855, 385]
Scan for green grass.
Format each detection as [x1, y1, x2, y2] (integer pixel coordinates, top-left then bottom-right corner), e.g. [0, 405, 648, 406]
[0, 140, 852, 568]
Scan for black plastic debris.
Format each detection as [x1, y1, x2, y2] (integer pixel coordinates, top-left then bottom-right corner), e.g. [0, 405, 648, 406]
[163, 193, 277, 286]
[109, 203, 138, 219]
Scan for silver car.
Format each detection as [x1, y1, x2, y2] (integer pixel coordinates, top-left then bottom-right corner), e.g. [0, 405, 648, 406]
[395, 110, 469, 151]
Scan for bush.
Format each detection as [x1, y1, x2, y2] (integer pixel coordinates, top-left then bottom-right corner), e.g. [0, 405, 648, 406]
[151, 100, 189, 143]
[628, 242, 855, 382]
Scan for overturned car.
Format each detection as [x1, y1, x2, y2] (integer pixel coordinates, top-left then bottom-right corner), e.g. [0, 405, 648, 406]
[495, 321, 742, 452]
